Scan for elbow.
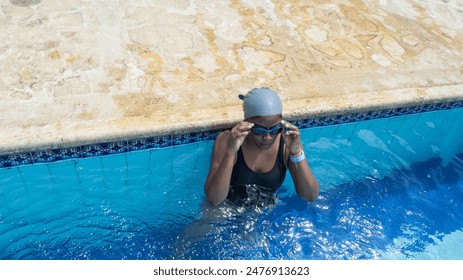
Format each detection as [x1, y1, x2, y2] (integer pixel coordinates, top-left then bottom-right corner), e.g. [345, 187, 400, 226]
[298, 182, 319, 203]
[204, 185, 226, 206]
[301, 193, 318, 203]
[307, 194, 318, 203]
[206, 196, 223, 207]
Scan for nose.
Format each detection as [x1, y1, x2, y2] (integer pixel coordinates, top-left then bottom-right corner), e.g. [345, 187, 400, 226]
[263, 133, 273, 140]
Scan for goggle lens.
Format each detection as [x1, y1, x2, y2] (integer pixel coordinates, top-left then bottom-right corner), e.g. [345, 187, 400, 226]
[251, 124, 283, 135]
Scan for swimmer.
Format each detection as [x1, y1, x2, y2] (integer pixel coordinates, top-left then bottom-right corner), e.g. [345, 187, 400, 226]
[204, 87, 319, 207]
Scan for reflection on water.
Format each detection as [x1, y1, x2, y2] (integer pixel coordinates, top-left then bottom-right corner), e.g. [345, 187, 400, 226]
[1, 152, 461, 259]
[171, 153, 463, 260]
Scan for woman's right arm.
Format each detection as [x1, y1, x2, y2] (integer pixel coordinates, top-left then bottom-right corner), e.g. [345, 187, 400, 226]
[204, 122, 254, 206]
[204, 132, 236, 206]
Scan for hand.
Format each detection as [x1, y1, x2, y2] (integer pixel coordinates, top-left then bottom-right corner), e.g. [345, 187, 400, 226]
[281, 120, 303, 155]
[228, 121, 254, 153]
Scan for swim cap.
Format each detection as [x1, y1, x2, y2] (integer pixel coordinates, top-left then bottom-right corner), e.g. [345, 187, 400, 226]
[238, 87, 282, 119]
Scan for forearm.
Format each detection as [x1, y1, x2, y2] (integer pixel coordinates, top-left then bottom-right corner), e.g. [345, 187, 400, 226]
[204, 152, 235, 205]
[292, 159, 319, 202]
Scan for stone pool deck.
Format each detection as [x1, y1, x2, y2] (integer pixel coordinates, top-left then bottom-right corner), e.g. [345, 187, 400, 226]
[1, 0, 462, 155]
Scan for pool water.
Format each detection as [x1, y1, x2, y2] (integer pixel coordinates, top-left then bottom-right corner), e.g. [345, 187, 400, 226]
[0, 108, 462, 260]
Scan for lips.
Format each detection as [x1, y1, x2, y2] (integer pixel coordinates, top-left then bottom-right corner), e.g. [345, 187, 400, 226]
[261, 142, 273, 148]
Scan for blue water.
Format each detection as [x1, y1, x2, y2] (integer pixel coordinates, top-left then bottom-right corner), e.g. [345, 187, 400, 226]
[0, 108, 462, 260]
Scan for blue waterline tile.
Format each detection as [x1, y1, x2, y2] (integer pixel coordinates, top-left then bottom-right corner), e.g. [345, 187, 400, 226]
[128, 138, 153, 152]
[1, 101, 462, 168]
[81, 144, 108, 157]
[31, 150, 60, 164]
[172, 134, 195, 146]
[2, 152, 34, 168]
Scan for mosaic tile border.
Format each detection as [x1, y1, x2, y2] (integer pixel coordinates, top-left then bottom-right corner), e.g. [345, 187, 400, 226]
[1, 100, 462, 168]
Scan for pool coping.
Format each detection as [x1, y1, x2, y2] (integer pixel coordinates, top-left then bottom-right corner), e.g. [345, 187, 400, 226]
[1, 95, 462, 169]
[2, 0, 463, 169]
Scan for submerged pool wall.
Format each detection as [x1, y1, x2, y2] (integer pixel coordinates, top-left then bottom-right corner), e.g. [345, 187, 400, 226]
[301, 107, 463, 191]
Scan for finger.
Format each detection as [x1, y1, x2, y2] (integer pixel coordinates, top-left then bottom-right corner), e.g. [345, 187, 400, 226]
[283, 123, 299, 133]
[237, 131, 250, 138]
[286, 129, 300, 136]
[284, 129, 300, 140]
[233, 121, 252, 132]
[281, 120, 297, 131]
[242, 121, 254, 126]
[240, 122, 254, 130]
[234, 122, 252, 132]
[231, 128, 250, 139]
[281, 120, 294, 127]
[230, 126, 241, 138]
[237, 126, 252, 135]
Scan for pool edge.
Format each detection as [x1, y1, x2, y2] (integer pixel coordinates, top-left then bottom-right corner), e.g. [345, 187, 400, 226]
[1, 96, 462, 168]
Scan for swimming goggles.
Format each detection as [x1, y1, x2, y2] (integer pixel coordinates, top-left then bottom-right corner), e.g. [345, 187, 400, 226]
[251, 123, 284, 136]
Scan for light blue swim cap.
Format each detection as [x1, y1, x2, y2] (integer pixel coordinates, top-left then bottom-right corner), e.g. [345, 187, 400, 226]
[238, 87, 282, 119]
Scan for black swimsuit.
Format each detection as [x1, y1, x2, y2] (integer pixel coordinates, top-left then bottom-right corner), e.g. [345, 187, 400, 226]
[227, 135, 287, 206]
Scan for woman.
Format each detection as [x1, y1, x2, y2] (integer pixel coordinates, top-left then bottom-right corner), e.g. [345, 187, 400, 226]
[204, 87, 319, 206]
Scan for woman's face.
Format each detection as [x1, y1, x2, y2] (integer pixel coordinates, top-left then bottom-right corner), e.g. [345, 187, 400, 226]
[246, 114, 282, 150]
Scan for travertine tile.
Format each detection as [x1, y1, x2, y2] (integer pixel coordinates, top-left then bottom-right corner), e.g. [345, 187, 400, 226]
[0, 0, 462, 154]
